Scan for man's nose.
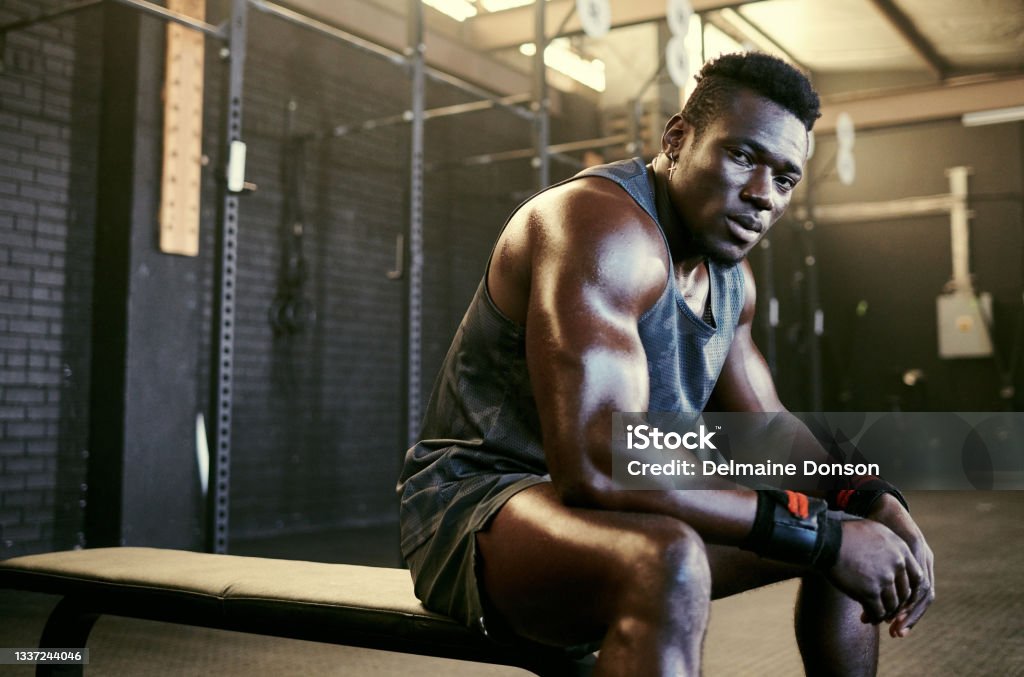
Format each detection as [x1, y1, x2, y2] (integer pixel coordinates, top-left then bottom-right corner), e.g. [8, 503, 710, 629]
[740, 167, 773, 212]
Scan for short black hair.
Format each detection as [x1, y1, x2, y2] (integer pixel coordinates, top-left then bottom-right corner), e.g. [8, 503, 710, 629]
[681, 52, 820, 134]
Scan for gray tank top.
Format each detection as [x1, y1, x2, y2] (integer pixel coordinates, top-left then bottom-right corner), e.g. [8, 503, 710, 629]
[397, 158, 746, 556]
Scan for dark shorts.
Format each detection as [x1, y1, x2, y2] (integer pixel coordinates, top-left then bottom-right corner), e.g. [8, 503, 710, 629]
[405, 474, 549, 640]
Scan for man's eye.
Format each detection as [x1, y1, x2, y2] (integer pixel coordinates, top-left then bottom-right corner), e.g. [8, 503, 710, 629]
[775, 176, 796, 192]
[728, 148, 752, 165]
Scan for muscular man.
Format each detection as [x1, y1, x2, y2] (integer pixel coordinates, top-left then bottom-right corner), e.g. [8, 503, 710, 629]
[397, 52, 934, 676]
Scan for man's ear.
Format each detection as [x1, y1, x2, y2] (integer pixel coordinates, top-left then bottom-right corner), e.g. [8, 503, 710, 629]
[661, 113, 692, 156]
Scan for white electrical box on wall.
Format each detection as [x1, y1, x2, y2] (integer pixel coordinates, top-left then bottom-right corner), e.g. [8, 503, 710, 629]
[937, 292, 993, 358]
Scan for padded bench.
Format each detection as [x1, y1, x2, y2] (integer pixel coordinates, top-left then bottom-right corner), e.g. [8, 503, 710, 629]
[0, 547, 594, 676]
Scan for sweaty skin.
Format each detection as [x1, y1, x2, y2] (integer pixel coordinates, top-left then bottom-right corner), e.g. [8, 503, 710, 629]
[478, 89, 933, 675]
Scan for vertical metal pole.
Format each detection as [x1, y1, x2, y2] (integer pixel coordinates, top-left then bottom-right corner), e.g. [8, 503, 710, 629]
[801, 168, 823, 412]
[532, 0, 549, 189]
[629, 97, 643, 158]
[758, 238, 778, 377]
[209, 0, 248, 554]
[947, 166, 972, 293]
[405, 0, 425, 447]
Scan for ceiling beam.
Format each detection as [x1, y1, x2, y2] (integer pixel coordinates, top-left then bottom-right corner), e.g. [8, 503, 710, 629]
[817, 73, 1024, 133]
[865, 0, 948, 80]
[703, 9, 809, 73]
[465, 0, 772, 51]
[279, 0, 561, 110]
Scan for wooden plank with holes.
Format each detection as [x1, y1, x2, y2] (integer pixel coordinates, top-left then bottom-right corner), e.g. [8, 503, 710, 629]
[159, 0, 206, 256]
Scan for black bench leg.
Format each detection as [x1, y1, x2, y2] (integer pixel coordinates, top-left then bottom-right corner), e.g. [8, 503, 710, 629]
[36, 597, 99, 677]
[530, 653, 596, 677]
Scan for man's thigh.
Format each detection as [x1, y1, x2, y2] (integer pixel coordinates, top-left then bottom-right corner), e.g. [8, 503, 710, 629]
[476, 482, 803, 646]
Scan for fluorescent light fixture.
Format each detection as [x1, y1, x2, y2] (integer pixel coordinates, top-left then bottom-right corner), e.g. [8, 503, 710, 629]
[520, 39, 606, 92]
[423, 0, 477, 22]
[480, 0, 534, 11]
[701, 23, 743, 62]
[962, 106, 1024, 127]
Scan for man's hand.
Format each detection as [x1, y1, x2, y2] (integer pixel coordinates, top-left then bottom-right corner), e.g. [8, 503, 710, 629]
[826, 518, 923, 627]
[867, 494, 936, 637]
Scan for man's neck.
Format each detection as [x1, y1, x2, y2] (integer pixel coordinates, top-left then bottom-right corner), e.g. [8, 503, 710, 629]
[647, 159, 706, 278]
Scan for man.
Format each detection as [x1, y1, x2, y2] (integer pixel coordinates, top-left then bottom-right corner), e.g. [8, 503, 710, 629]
[398, 52, 934, 676]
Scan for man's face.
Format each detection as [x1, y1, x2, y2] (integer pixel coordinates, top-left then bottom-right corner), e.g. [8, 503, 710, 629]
[665, 88, 808, 265]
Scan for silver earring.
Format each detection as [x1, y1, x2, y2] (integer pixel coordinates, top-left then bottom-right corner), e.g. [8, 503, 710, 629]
[667, 153, 677, 179]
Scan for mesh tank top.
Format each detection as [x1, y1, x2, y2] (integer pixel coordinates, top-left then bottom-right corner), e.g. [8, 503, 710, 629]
[397, 158, 746, 556]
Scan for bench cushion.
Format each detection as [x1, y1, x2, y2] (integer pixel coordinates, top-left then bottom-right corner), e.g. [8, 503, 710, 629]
[0, 546, 432, 616]
[0, 547, 559, 666]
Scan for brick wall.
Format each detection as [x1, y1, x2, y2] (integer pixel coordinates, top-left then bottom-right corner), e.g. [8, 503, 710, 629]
[0, 0, 101, 557]
[211, 10, 589, 538]
[0, 1, 598, 552]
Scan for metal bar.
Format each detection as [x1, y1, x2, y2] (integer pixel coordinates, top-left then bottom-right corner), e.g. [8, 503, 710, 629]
[405, 0, 425, 447]
[799, 167, 823, 412]
[629, 58, 667, 157]
[756, 239, 778, 377]
[549, 134, 629, 154]
[549, 1, 577, 41]
[249, 0, 407, 67]
[467, 0, 772, 51]
[208, 0, 249, 555]
[533, 0, 550, 189]
[251, 0, 535, 123]
[109, 0, 226, 39]
[0, 0, 102, 34]
[947, 166, 972, 293]
[423, 94, 531, 120]
[423, 67, 535, 123]
[865, 0, 947, 80]
[802, 228, 823, 411]
[817, 73, 1024, 133]
[325, 94, 531, 139]
[437, 134, 628, 168]
[793, 194, 956, 224]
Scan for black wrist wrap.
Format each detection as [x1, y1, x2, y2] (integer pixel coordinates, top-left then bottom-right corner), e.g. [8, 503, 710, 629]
[742, 490, 841, 570]
[826, 477, 909, 516]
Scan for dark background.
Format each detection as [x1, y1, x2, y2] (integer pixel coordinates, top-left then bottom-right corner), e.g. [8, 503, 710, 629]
[0, 0, 1020, 558]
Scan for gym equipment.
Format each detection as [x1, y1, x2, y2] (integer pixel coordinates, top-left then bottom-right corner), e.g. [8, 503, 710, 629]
[0, 548, 595, 676]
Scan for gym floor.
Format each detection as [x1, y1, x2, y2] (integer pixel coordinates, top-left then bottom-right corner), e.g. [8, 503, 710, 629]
[0, 491, 1020, 676]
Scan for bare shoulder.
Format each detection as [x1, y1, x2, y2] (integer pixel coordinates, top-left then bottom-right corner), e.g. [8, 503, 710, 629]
[491, 176, 669, 323]
[531, 177, 664, 253]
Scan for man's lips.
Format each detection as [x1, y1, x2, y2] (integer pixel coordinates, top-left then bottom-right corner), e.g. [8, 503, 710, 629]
[726, 214, 763, 243]
[727, 214, 762, 233]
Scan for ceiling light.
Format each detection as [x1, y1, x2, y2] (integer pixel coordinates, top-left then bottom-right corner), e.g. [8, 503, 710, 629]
[520, 39, 606, 92]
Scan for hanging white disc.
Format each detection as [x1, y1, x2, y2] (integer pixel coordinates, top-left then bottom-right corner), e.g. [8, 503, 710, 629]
[836, 111, 855, 148]
[666, 0, 694, 37]
[577, 0, 611, 39]
[836, 148, 856, 186]
[665, 35, 690, 89]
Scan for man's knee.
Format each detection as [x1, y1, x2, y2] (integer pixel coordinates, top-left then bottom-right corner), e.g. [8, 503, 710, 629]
[621, 519, 711, 608]
[798, 570, 866, 623]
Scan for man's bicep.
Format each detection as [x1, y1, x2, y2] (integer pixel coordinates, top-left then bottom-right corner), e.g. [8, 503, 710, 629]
[524, 257, 652, 500]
